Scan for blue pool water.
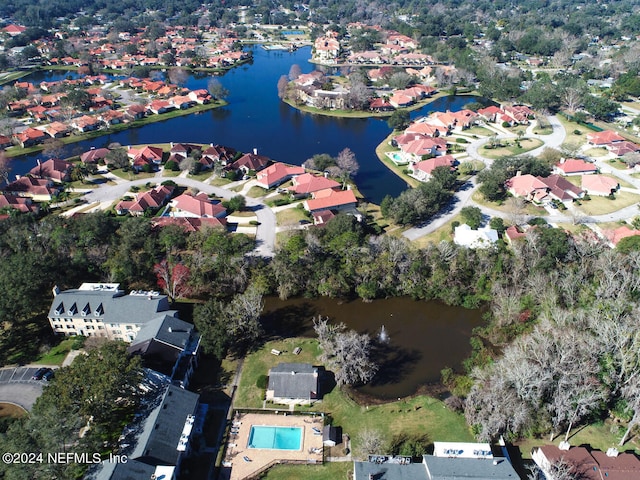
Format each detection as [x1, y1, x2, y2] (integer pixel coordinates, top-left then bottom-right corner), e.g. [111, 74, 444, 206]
[248, 426, 303, 450]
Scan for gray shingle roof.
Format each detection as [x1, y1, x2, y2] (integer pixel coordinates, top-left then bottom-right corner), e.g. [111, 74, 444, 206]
[130, 384, 199, 466]
[268, 363, 319, 400]
[354, 461, 427, 480]
[49, 288, 173, 326]
[423, 456, 519, 479]
[129, 315, 194, 352]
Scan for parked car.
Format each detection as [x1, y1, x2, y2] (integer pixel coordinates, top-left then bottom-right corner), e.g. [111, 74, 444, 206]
[31, 367, 50, 380]
[42, 369, 54, 381]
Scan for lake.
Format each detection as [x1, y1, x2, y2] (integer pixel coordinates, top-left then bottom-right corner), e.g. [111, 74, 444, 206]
[261, 296, 484, 400]
[14, 46, 484, 204]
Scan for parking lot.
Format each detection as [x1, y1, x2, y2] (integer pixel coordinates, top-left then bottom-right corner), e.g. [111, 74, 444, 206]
[0, 366, 55, 411]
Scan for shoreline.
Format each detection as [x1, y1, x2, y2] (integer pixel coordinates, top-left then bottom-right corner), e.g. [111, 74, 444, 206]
[4, 100, 228, 159]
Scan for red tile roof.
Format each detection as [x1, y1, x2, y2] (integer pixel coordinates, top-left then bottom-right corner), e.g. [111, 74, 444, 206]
[305, 188, 357, 212]
[289, 173, 341, 195]
[171, 192, 227, 218]
[555, 158, 598, 175]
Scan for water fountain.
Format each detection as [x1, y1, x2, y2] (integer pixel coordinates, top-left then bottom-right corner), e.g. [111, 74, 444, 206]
[378, 325, 390, 344]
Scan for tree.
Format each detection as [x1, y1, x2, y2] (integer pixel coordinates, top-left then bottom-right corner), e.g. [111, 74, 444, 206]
[194, 284, 264, 357]
[41, 138, 64, 159]
[0, 152, 11, 185]
[335, 147, 359, 186]
[154, 259, 191, 301]
[583, 95, 620, 120]
[354, 428, 384, 459]
[223, 194, 246, 213]
[277, 75, 288, 100]
[168, 67, 188, 86]
[347, 78, 371, 110]
[105, 148, 130, 169]
[313, 316, 377, 386]
[208, 78, 229, 100]
[387, 109, 410, 131]
[288, 63, 302, 81]
[460, 206, 483, 230]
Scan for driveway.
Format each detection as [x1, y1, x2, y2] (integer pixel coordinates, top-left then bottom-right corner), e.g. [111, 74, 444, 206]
[81, 176, 277, 258]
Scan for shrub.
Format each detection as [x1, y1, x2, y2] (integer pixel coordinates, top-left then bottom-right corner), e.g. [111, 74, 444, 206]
[256, 375, 268, 389]
[501, 121, 511, 128]
[249, 220, 260, 226]
[455, 137, 468, 143]
[573, 129, 582, 135]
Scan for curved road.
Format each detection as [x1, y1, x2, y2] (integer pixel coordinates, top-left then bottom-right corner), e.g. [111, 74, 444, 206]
[404, 115, 569, 240]
[82, 176, 276, 258]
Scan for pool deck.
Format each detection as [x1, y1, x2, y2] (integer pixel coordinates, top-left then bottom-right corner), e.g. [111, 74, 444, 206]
[224, 412, 324, 480]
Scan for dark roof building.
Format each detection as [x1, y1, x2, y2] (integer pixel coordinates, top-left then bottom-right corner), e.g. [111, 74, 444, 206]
[266, 362, 320, 405]
[95, 385, 201, 480]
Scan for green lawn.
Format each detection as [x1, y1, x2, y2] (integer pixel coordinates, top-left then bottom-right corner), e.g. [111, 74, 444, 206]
[584, 147, 609, 158]
[412, 214, 462, 248]
[261, 462, 352, 480]
[109, 169, 156, 181]
[276, 207, 309, 227]
[576, 191, 640, 216]
[472, 191, 548, 217]
[607, 159, 630, 170]
[235, 338, 474, 453]
[35, 337, 81, 365]
[246, 186, 268, 198]
[375, 134, 420, 188]
[480, 138, 544, 159]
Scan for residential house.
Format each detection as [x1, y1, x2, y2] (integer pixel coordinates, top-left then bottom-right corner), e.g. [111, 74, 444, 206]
[582, 174, 620, 196]
[609, 141, 640, 157]
[81, 147, 110, 164]
[255, 162, 305, 189]
[532, 445, 640, 480]
[586, 130, 626, 146]
[401, 138, 448, 163]
[149, 100, 173, 114]
[125, 103, 148, 121]
[3, 24, 27, 36]
[0, 194, 39, 214]
[304, 187, 357, 214]
[96, 385, 201, 480]
[405, 121, 445, 138]
[507, 173, 584, 204]
[29, 158, 73, 183]
[170, 192, 227, 218]
[43, 121, 70, 139]
[312, 209, 336, 226]
[554, 158, 598, 176]
[477, 105, 504, 122]
[409, 155, 456, 182]
[188, 89, 212, 104]
[289, 173, 341, 197]
[71, 115, 101, 133]
[115, 184, 174, 216]
[389, 92, 414, 108]
[13, 127, 46, 148]
[99, 109, 125, 125]
[228, 151, 271, 175]
[4, 176, 59, 201]
[127, 145, 164, 172]
[504, 225, 527, 244]
[501, 104, 535, 124]
[151, 216, 227, 232]
[0, 135, 12, 149]
[454, 224, 499, 249]
[266, 363, 320, 405]
[603, 225, 640, 248]
[369, 97, 394, 112]
[201, 144, 237, 168]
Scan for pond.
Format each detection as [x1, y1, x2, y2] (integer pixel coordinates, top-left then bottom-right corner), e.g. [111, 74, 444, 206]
[261, 296, 484, 400]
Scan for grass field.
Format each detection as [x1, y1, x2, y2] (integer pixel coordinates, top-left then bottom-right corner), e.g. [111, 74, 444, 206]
[35, 337, 80, 365]
[261, 462, 352, 479]
[480, 138, 544, 159]
[234, 338, 474, 454]
[412, 214, 462, 248]
[584, 147, 609, 158]
[0, 403, 27, 418]
[276, 207, 309, 227]
[576, 191, 640, 215]
[471, 191, 548, 217]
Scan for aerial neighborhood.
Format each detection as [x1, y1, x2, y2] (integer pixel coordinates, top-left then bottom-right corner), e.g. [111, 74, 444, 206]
[2, 1, 640, 480]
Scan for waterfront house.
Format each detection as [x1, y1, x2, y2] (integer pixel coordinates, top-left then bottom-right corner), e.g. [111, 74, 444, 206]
[0, 135, 12, 149]
[0, 194, 39, 214]
[43, 121, 71, 139]
[71, 115, 101, 133]
[266, 363, 320, 405]
[255, 162, 305, 189]
[409, 155, 456, 182]
[228, 151, 271, 175]
[127, 145, 164, 171]
[289, 173, 341, 197]
[304, 187, 357, 213]
[81, 147, 110, 164]
[29, 158, 73, 183]
[4, 176, 59, 201]
[13, 127, 46, 148]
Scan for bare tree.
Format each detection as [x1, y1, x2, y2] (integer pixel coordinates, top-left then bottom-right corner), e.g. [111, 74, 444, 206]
[179, 157, 197, 173]
[562, 87, 583, 113]
[335, 147, 359, 187]
[354, 428, 385, 460]
[207, 78, 229, 100]
[313, 317, 377, 386]
[277, 75, 289, 100]
[168, 67, 189, 86]
[0, 151, 11, 185]
[41, 138, 65, 159]
[347, 79, 370, 110]
[288, 64, 302, 81]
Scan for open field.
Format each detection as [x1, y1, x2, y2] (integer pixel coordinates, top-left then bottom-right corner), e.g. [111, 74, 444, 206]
[480, 138, 544, 159]
[576, 191, 640, 216]
[472, 191, 548, 217]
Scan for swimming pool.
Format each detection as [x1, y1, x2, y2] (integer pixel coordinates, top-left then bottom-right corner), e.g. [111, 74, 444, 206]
[248, 426, 303, 450]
